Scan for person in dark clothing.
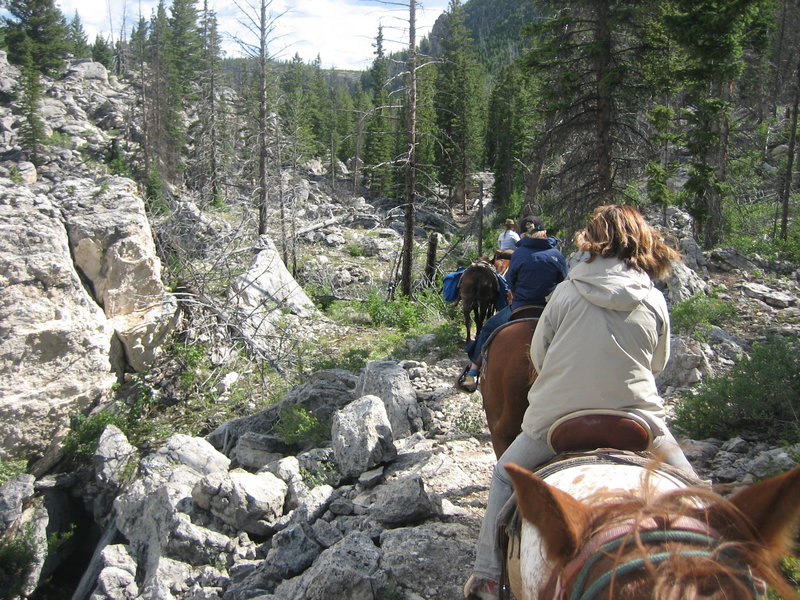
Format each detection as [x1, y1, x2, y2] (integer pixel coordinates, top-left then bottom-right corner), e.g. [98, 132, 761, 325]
[456, 217, 568, 392]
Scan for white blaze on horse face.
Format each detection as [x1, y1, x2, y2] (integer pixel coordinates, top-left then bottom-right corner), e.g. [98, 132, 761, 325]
[518, 463, 690, 599]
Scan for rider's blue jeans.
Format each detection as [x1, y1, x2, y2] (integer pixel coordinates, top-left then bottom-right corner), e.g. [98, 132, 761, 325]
[464, 306, 512, 365]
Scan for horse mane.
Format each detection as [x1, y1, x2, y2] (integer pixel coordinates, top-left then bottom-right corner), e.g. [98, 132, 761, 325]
[571, 484, 800, 600]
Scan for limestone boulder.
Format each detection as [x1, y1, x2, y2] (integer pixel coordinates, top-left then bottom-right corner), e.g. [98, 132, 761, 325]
[332, 395, 397, 479]
[355, 361, 422, 438]
[57, 177, 177, 371]
[0, 182, 116, 460]
[228, 235, 317, 323]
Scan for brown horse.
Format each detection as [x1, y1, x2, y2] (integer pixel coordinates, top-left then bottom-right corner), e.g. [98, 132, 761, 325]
[503, 461, 800, 600]
[492, 249, 513, 277]
[479, 313, 539, 458]
[459, 260, 499, 342]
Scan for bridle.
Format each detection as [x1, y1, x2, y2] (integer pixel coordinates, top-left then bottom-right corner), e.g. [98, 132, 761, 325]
[549, 516, 768, 600]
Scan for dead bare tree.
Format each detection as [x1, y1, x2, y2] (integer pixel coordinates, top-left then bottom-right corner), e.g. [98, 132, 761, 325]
[230, 0, 287, 237]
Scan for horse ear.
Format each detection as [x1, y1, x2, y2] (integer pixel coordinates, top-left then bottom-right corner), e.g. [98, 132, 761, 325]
[708, 466, 800, 558]
[505, 463, 594, 562]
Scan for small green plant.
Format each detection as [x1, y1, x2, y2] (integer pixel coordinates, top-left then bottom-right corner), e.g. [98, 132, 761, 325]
[670, 290, 737, 340]
[768, 556, 800, 599]
[300, 461, 339, 488]
[672, 336, 800, 443]
[46, 130, 73, 148]
[377, 582, 406, 600]
[0, 522, 38, 598]
[8, 165, 23, 185]
[305, 284, 337, 312]
[454, 405, 485, 435]
[274, 404, 328, 446]
[47, 523, 76, 552]
[432, 320, 464, 358]
[0, 460, 27, 486]
[166, 340, 209, 390]
[347, 243, 364, 257]
[62, 411, 126, 458]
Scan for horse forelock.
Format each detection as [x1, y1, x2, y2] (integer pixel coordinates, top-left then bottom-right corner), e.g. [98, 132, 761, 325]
[526, 478, 795, 600]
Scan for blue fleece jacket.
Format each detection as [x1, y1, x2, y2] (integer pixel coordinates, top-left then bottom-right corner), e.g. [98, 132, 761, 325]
[506, 237, 568, 309]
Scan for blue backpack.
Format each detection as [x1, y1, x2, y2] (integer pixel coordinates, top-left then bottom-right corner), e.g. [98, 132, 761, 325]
[442, 268, 466, 302]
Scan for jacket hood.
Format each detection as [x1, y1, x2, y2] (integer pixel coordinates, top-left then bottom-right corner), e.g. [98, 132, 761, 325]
[517, 236, 559, 250]
[569, 254, 652, 310]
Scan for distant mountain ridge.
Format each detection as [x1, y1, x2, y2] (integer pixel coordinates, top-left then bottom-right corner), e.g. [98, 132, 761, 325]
[427, 0, 544, 72]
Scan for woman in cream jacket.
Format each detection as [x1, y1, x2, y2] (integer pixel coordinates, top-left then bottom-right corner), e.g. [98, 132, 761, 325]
[464, 205, 698, 600]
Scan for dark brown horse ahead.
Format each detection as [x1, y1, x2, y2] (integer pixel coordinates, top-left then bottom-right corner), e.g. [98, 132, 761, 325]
[458, 259, 499, 342]
[479, 310, 540, 458]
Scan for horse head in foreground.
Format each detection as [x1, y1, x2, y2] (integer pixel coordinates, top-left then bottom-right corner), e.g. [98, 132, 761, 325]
[503, 460, 800, 600]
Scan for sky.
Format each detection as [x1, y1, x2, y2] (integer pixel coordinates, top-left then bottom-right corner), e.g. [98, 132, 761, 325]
[54, 0, 452, 71]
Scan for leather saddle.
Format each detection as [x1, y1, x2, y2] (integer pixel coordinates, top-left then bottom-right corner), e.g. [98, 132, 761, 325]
[547, 409, 653, 454]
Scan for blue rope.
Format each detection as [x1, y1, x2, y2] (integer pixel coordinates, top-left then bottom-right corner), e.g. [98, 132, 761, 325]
[576, 550, 713, 600]
[569, 530, 720, 600]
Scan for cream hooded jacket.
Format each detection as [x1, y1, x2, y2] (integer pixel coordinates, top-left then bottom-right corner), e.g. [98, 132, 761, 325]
[522, 254, 670, 441]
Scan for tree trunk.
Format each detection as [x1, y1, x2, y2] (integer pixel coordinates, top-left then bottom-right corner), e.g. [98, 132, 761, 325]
[424, 232, 438, 287]
[257, 0, 269, 237]
[703, 80, 730, 249]
[781, 60, 800, 240]
[401, 0, 418, 298]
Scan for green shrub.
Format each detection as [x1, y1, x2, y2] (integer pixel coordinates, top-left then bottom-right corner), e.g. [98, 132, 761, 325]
[670, 290, 737, 339]
[723, 194, 800, 263]
[274, 405, 328, 446]
[62, 411, 126, 458]
[300, 462, 339, 488]
[363, 290, 421, 331]
[0, 460, 27, 487]
[347, 243, 364, 257]
[311, 347, 370, 372]
[165, 340, 208, 390]
[0, 522, 38, 599]
[672, 336, 800, 443]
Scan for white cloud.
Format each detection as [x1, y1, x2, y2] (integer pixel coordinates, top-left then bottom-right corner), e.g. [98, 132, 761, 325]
[55, 0, 449, 71]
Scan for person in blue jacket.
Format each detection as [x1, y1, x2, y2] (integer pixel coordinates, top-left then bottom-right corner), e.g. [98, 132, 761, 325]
[457, 217, 568, 392]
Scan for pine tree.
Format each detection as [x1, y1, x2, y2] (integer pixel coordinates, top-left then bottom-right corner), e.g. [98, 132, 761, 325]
[364, 26, 396, 196]
[434, 0, 486, 212]
[279, 54, 317, 168]
[486, 62, 537, 209]
[91, 35, 114, 69]
[523, 0, 666, 224]
[187, 0, 229, 204]
[169, 0, 203, 101]
[664, 0, 771, 248]
[146, 0, 181, 184]
[17, 36, 45, 165]
[3, 0, 70, 75]
[67, 10, 90, 59]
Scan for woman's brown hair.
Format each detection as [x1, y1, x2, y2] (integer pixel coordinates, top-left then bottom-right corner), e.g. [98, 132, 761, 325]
[574, 204, 680, 280]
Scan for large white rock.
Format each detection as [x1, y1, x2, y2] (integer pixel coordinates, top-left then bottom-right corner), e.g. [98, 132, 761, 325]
[331, 395, 397, 479]
[229, 236, 317, 321]
[0, 182, 116, 460]
[59, 177, 177, 371]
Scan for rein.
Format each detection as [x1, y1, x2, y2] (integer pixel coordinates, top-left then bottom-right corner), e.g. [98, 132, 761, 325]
[552, 517, 768, 600]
